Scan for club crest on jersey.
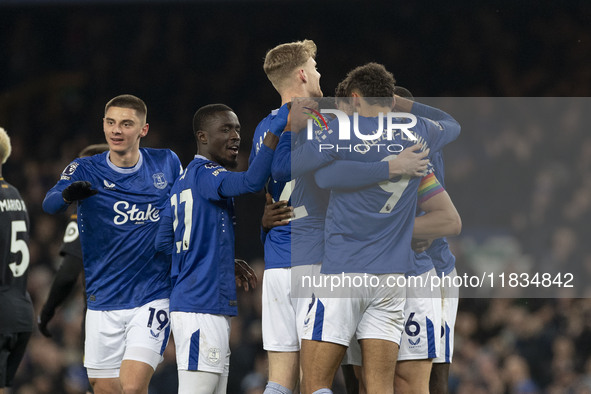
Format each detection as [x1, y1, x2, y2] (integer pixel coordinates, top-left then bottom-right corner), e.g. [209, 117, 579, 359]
[208, 348, 221, 364]
[152, 173, 168, 189]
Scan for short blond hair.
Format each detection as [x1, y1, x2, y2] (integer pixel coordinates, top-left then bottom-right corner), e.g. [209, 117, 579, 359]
[263, 39, 317, 91]
[0, 127, 12, 164]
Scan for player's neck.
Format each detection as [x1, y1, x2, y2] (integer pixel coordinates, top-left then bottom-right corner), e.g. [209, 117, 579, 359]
[109, 149, 140, 168]
[197, 149, 214, 164]
[280, 85, 310, 105]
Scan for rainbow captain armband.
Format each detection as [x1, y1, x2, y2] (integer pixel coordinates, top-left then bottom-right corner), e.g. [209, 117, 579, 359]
[417, 172, 444, 204]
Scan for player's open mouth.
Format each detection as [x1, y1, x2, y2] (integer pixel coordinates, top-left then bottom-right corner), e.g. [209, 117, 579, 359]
[227, 146, 239, 154]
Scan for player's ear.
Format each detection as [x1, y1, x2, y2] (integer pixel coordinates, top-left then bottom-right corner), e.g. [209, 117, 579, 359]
[351, 92, 361, 108]
[196, 130, 208, 145]
[140, 123, 149, 138]
[298, 68, 307, 84]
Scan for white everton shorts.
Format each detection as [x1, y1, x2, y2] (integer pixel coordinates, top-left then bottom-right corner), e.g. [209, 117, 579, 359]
[84, 298, 170, 375]
[301, 273, 406, 347]
[398, 269, 442, 361]
[170, 312, 231, 375]
[262, 265, 320, 352]
[341, 334, 362, 366]
[434, 268, 459, 363]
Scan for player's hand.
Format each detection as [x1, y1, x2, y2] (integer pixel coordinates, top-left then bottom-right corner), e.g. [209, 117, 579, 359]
[62, 181, 98, 203]
[389, 144, 430, 178]
[411, 238, 432, 254]
[269, 103, 290, 136]
[289, 98, 319, 133]
[262, 193, 292, 232]
[235, 259, 257, 291]
[37, 307, 55, 338]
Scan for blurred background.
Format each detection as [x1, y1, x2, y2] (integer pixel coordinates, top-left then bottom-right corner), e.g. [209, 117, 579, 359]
[1, 0, 590, 392]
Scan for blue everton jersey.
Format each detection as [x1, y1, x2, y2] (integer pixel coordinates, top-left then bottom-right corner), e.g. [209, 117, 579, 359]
[310, 154, 443, 277]
[323, 116, 445, 274]
[166, 156, 241, 316]
[250, 109, 290, 269]
[43, 148, 182, 310]
[286, 110, 459, 275]
[275, 131, 330, 267]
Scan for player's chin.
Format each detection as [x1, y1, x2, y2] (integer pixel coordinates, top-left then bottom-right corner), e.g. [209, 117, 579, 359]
[228, 150, 240, 164]
[107, 144, 124, 154]
[107, 139, 125, 150]
[227, 158, 238, 169]
[221, 155, 238, 169]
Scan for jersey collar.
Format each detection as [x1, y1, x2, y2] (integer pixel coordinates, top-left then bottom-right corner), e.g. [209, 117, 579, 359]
[106, 150, 144, 174]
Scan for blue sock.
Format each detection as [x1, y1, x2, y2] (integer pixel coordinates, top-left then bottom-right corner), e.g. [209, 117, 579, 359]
[264, 381, 293, 394]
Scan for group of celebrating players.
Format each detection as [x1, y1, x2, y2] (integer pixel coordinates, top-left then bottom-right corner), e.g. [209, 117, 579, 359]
[1, 39, 462, 394]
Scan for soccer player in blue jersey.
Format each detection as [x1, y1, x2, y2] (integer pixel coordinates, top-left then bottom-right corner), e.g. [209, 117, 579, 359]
[322, 169, 461, 394]
[276, 63, 461, 394]
[311, 83, 461, 394]
[255, 39, 322, 394]
[317, 168, 461, 394]
[155, 103, 288, 394]
[43, 95, 183, 394]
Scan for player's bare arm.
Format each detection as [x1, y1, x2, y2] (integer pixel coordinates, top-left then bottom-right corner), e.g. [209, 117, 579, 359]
[414, 190, 461, 239]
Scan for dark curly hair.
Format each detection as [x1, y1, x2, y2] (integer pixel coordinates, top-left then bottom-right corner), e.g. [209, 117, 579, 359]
[345, 62, 396, 106]
[334, 78, 352, 109]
